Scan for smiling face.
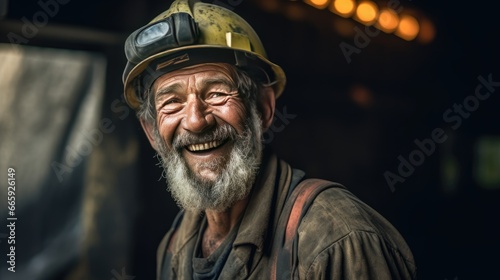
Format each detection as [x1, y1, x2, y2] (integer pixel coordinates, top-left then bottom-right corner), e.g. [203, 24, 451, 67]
[141, 63, 271, 211]
[154, 64, 249, 181]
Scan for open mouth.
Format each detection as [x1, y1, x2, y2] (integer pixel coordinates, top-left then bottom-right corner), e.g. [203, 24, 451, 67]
[185, 139, 227, 152]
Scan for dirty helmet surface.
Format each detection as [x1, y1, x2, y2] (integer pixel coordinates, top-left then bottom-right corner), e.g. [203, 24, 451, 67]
[122, 0, 286, 110]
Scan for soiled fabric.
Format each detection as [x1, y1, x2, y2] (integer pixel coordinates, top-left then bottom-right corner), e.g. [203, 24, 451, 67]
[192, 217, 240, 280]
[156, 151, 417, 279]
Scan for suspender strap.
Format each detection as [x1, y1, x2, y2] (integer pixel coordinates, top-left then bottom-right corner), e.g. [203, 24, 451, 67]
[158, 179, 342, 279]
[270, 178, 344, 280]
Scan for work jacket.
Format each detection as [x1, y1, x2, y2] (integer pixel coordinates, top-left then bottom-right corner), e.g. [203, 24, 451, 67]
[156, 152, 417, 279]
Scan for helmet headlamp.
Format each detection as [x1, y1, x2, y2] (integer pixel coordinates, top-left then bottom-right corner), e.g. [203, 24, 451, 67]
[122, 0, 287, 110]
[136, 22, 171, 47]
[125, 12, 199, 64]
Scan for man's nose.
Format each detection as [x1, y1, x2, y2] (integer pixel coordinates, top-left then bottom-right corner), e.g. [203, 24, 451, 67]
[182, 95, 215, 133]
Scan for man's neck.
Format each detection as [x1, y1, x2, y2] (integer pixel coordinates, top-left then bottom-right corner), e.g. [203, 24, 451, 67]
[201, 197, 249, 257]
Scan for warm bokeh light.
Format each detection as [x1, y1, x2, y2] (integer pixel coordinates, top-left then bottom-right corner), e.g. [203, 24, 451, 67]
[350, 85, 374, 108]
[305, 0, 330, 9]
[376, 8, 399, 33]
[293, 0, 432, 43]
[417, 17, 436, 44]
[332, 18, 356, 37]
[285, 3, 306, 21]
[329, 0, 356, 18]
[355, 1, 378, 24]
[258, 0, 281, 13]
[396, 14, 420, 41]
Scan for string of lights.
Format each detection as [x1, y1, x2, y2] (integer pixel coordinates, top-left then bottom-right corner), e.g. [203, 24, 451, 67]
[301, 0, 433, 42]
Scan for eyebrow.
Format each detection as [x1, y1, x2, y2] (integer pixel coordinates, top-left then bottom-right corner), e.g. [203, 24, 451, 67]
[200, 77, 236, 92]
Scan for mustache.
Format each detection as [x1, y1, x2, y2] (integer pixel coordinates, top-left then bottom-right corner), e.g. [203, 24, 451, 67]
[172, 124, 239, 150]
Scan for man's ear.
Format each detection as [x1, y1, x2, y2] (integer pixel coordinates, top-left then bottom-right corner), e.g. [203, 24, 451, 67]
[139, 118, 158, 151]
[258, 86, 276, 130]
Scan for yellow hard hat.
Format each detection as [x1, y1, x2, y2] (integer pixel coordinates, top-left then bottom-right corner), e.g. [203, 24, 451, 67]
[122, 0, 286, 110]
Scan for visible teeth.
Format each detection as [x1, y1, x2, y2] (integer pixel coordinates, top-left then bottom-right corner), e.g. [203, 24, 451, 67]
[187, 140, 222, 152]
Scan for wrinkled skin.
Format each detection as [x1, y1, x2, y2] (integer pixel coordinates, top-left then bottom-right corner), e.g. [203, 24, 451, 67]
[140, 63, 276, 257]
[154, 64, 249, 182]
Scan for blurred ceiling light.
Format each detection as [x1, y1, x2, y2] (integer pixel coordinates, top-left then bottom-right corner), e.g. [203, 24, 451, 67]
[376, 8, 399, 33]
[395, 14, 420, 41]
[355, 1, 379, 25]
[305, 0, 330, 9]
[329, 0, 356, 18]
[285, 3, 306, 20]
[350, 85, 374, 108]
[332, 17, 356, 37]
[417, 17, 436, 44]
[258, 0, 281, 13]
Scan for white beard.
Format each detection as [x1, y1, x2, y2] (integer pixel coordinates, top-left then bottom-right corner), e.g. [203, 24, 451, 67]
[154, 103, 263, 212]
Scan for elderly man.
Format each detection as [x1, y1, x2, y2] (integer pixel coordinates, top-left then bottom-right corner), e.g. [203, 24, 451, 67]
[122, 0, 416, 279]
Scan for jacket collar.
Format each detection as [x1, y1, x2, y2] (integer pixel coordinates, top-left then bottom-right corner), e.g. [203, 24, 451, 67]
[172, 149, 294, 254]
[232, 150, 294, 252]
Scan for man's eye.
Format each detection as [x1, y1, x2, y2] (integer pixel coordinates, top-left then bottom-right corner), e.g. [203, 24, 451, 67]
[159, 98, 184, 114]
[165, 99, 179, 104]
[161, 98, 183, 107]
[209, 92, 228, 98]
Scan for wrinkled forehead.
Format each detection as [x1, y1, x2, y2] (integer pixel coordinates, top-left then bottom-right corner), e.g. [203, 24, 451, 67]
[152, 63, 237, 92]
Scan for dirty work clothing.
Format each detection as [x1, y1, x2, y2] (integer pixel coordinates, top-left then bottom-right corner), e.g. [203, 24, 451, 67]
[156, 152, 417, 279]
[192, 217, 240, 280]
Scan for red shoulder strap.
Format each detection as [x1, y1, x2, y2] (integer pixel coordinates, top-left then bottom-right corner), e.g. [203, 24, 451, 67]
[270, 178, 344, 280]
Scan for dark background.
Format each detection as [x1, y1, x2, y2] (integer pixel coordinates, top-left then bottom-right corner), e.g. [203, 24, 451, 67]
[1, 0, 499, 279]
